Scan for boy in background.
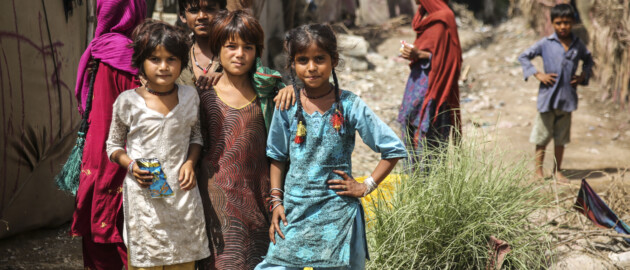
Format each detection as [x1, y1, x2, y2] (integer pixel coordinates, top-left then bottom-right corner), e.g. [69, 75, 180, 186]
[518, 3, 593, 182]
[177, 0, 226, 89]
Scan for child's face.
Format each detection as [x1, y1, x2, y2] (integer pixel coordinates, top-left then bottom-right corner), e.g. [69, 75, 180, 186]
[143, 45, 182, 89]
[552, 16, 573, 39]
[294, 43, 336, 91]
[180, 1, 220, 38]
[219, 36, 256, 76]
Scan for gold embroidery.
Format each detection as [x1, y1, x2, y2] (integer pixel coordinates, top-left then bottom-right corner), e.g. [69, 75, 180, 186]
[82, 169, 91, 175]
[118, 187, 123, 193]
[100, 222, 107, 228]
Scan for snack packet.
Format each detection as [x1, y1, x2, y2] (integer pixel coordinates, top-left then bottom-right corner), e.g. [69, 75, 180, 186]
[136, 158, 174, 198]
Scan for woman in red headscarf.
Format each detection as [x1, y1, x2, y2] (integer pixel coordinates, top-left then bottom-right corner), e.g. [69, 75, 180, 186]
[72, 1, 145, 269]
[398, 0, 462, 163]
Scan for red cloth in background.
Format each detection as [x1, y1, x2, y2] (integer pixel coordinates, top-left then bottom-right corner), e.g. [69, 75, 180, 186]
[412, 0, 462, 132]
[71, 62, 140, 269]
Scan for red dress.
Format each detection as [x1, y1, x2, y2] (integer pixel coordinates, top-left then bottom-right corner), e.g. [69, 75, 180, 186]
[71, 62, 140, 269]
[197, 88, 271, 270]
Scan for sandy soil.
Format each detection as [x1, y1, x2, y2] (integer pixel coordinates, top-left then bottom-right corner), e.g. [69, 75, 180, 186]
[1, 16, 629, 269]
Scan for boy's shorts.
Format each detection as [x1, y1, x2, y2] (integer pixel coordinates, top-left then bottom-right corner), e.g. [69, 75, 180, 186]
[529, 109, 571, 146]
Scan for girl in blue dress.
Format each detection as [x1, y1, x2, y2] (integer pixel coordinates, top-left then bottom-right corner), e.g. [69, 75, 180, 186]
[255, 24, 407, 270]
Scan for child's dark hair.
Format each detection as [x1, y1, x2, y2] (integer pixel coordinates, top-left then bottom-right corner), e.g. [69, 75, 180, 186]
[130, 19, 191, 75]
[178, 0, 226, 16]
[284, 24, 342, 140]
[209, 10, 264, 58]
[550, 4, 575, 21]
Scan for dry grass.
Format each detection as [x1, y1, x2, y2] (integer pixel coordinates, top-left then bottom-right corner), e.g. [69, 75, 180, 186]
[548, 169, 630, 260]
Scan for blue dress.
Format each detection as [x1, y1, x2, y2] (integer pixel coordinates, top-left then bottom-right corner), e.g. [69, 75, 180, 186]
[264, 90, 407, 268]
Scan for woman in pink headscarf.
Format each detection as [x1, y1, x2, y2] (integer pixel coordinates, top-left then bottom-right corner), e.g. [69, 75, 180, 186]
[72, 1, 145, 269]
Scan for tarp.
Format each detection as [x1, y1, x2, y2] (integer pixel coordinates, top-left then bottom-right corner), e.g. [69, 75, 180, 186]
[574, 179, 630, 243]
[0, 0, 87, 239]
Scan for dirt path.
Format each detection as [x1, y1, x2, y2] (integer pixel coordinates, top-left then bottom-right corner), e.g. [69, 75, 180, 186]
[1, 16, 629, 270]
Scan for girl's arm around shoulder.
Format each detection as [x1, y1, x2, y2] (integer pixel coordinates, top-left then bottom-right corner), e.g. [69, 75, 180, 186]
[346, 92, 407, 160]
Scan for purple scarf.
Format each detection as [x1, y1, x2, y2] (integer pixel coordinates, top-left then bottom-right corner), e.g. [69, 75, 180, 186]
[75, 0, 146, 114]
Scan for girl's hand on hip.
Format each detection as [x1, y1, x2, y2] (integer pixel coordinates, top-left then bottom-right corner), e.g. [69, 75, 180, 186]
[274, 85, 296, 110]
[269, 205, 287, 244]
[178, 161, 197, 191]
[327, 170, 367, 198]
[132, 165, 153, 188]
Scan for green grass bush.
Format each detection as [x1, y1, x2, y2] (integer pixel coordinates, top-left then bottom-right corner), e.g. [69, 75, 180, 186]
[365, 139, 552, 269]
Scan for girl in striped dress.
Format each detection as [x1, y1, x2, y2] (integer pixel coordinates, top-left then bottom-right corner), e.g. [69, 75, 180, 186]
[195, 10, 273, 270]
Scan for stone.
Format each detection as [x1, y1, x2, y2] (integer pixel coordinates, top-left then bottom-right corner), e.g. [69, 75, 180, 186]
[338, 34, 370, 57]
[342, 55, 369, 71]
[609, 251, 630, 268]
[554, 253, 616, 270]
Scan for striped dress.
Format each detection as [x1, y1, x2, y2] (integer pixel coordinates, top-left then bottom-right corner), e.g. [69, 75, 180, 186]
[197, 88, 270, 270]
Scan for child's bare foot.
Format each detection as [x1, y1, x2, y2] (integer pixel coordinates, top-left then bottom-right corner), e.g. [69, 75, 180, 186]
[534, 168, 545, 179]
[554, 171, 569, 184]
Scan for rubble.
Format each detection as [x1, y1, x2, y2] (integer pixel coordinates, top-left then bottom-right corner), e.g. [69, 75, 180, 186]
[338, 34, 371, 71]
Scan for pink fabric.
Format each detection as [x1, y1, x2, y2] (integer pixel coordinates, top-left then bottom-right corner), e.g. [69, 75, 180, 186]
[75, 0, 146, 114]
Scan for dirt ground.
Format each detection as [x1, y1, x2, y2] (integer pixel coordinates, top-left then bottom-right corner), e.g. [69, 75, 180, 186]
[1, 15, 630, 269]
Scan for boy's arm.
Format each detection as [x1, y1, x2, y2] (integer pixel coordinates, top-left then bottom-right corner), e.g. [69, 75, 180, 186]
[579, 45, 594, 86]
[518, 40, 544, 81]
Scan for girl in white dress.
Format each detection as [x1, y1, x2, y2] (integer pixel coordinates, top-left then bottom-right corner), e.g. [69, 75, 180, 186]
[105, 20, 210, 269]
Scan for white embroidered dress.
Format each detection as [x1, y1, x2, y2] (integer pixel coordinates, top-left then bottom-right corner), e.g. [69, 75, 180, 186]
[106, 85, 210, 267]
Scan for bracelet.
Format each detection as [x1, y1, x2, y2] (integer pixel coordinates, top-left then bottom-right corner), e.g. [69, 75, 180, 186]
[270, 188, 284, 194]
[362, 176, 378, 197]
[127, 160, 136, 174]
[268, 194, 283, 212]
[270, 202, 283, 212]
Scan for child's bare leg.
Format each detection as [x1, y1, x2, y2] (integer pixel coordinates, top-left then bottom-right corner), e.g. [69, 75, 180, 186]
[553, 145, 569, 183]
[535, 145, 545, 178]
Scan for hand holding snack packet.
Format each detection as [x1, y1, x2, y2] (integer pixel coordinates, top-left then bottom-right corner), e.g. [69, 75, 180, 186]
[136, 158, 174, 198]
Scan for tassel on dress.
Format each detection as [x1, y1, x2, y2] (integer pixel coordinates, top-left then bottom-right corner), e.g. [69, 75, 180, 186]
[55, 60, 100, 195]
[294, 121, 306, 144]
[331, 109, 344, 132]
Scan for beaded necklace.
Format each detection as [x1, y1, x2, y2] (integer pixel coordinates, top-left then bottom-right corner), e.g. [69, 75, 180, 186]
[146, 84, 177, 96]
[192, 45, 213, 74]
[301, 85, 333, 99]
